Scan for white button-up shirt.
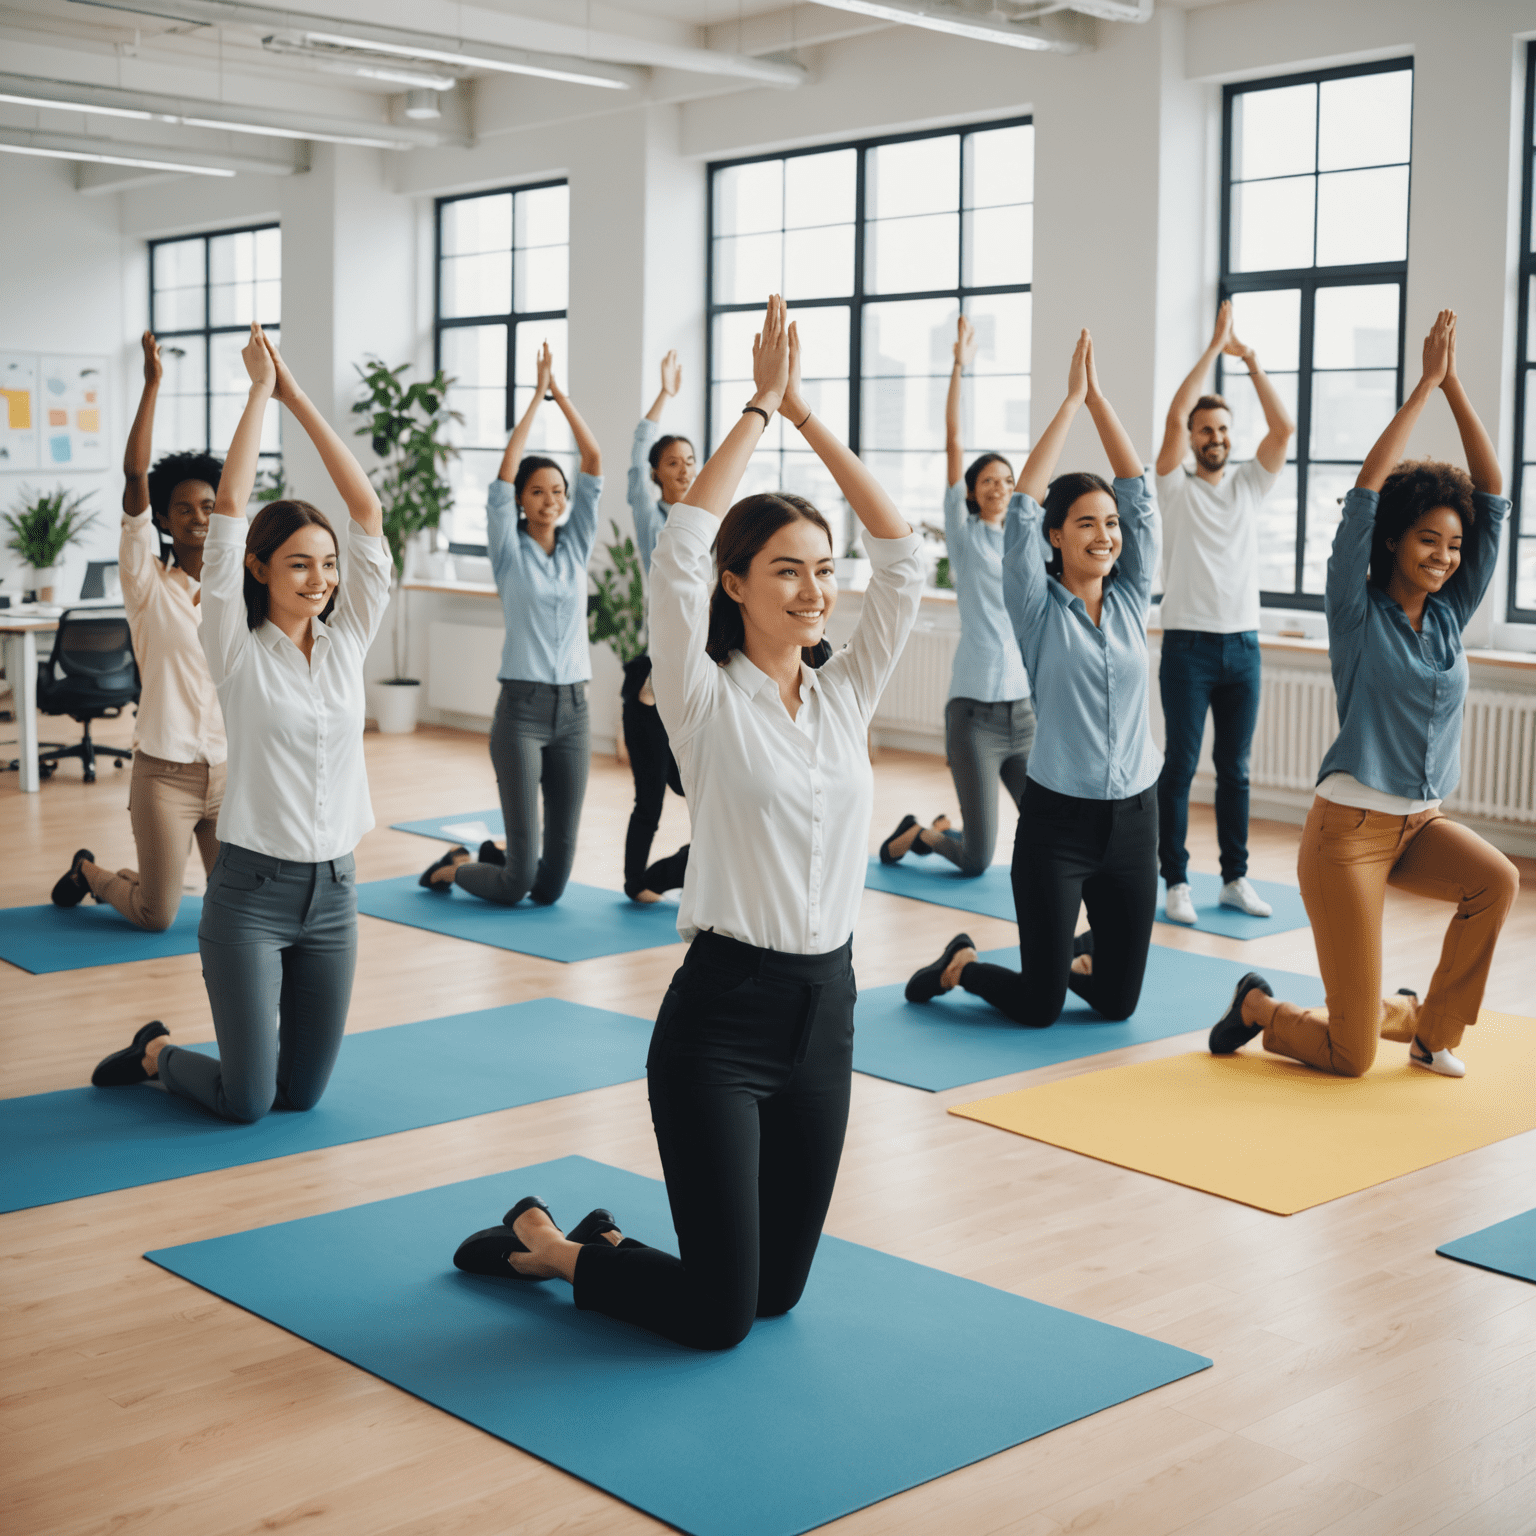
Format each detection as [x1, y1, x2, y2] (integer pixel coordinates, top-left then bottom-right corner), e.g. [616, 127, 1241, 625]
[119, 510, 226, 765]
[649, 503, 924, 955]
[199, 513, 393, 862]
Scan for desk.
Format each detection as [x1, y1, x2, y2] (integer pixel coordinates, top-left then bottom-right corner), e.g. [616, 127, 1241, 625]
[1, 616, 58, 792]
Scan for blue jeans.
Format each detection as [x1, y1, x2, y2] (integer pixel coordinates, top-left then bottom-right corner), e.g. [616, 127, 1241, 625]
[1157, 630, 1262, 887]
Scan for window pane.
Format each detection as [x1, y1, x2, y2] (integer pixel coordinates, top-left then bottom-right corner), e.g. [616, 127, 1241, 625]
[1233, 83, 1316, 180]
[966, 123, 1033, 208]
[964, 204, 1032, 287]
[1256, 463, 1298, 591]
[255, 226, 281, 282]
[970, 375, 1032, 454]
[209, 230, 254, 286]
[714, 232, 782, 306]
[715, 159, 783, 237]
[1315, 166, 1409, 265]
[1310, 370, 1397, 460]
[441, 252, 511, 319]
[785, 149, 855, 229]
[1221, 369, 1298, 457]
[785, 225, 854, 300]
[515, 184, 568, 247]
[443, 193, 511, 257]
[1303, 464, 1359, 591]
[868, 136, 959, 219]
[866, 212, 959, 294]
[1313, 284, 1399, 369]
[786, 305, 850, 390]
[154, 236, 204, 291]
[1524, 376, 1536, 461]
[211, 329, 280, 456]
[798, 376, 850, 441]
[1523, 466, 1536, 538]
[1515, 538, 1536, 611]
[514, 317, 569, 395]
[712, 381, 785, 454]
[1529, 279, 1536, 360]
[862, 299, 957, 453]
[153, 237, 205, 332]
[965, 291, 1032, 377]
[1229, 288, 1301, 371]
[151, 335, 207, 458]
[864, 451, 948, 534]
[448, 447, 504, 547]
[1230, 176, 1314, 273]
[713, 309, 763, 384]
[441, 324, 508, 448]
[515, 243, 568, 312]
[779, 448, 846, 519]
[1318, 69, 1411, 171]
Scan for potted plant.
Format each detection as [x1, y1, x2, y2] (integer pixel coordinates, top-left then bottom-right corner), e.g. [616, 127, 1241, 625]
[350, 357, 462, 733]
[3, 486, 98, 603]
[587, 522, 647, 763]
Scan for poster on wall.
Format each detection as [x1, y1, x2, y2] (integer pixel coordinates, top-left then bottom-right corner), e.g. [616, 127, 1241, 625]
[40, 355, 109, 470]
[0, 352, 38, 471]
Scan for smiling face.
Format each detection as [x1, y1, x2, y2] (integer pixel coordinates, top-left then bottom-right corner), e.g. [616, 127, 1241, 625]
[518, 466, 568, 534]
[652, 439, 697, 505]
[1388, 505, 1463, 599]
[721, 517, 838, 658]
[1049, 489, 1122, 586]
[970, 457, 1015, 523]
[1189, 406, 1232, 473]
[247, 524, 338, 632]
[159, 477, 216, 556]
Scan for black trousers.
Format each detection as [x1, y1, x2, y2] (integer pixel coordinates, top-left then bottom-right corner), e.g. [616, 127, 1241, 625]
[573, 930, 855, 1350]
[621, 654, 689, 899]
[961, 778, 1158, 1028]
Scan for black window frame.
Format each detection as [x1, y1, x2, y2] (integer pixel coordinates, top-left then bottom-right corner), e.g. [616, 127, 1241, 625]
[433, 177, 569, 555]
[1508, 43, 1536, 624]
[1218, 56, 1413, 612]
[146, 220, 282, 471]
[705, 114, 1034, 482]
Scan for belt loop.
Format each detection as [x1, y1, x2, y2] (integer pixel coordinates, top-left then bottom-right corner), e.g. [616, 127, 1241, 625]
[792, 983, 824, 1066]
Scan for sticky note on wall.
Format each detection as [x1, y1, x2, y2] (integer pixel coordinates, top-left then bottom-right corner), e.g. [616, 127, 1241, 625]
[50, 435, 71, 464]
[48, 408, 67, 427]
[1, 389, 29, 430]
[77, 409, 100, 433]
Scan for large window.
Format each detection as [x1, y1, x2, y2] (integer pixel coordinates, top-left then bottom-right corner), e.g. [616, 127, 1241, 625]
[435, 181, 570, 550]
[1509, 45, 1536, 622]
[708, 120, 1033, 552]
[148, 224, 281, 474]
[1220, 59, 1412, 608]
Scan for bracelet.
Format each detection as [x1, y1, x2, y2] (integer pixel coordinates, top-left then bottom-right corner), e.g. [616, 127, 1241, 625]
[741, 404, 770, 427]
[795, 408, 812, 430]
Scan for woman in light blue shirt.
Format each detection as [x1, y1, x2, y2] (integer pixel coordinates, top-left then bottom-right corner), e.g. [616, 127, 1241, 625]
[420, 342, 602, 906]
[880, 315, 1034, 875]
[906, 331, 1164, 1028]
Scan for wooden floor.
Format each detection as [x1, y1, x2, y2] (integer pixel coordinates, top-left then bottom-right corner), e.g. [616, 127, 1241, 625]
[3, 718, 1534, 1536]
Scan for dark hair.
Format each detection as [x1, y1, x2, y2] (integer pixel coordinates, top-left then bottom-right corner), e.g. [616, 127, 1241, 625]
[1369, 459, 1476, 590]
[1041, 471, 1116, 579]
[1187, 393, 1230, 431]
[964, 453, 1014, 516]
[513, 455, 568, 505]
[705, 492, 835, 667]
[242, 500, 340, 630]
[147, 451, 222, 566]
[648, 433, 695, 480]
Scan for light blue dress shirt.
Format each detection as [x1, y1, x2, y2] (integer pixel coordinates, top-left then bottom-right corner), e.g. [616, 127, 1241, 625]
[487, 470, 602, 684]
[944, 480, 1030, 703]
[628, 418, 673, 577]
[1002, 474, 1163, 801]
[1316, 486, 1508, 800]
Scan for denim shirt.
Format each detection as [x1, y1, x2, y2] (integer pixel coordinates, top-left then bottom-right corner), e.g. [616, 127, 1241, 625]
[1002, 474, 1163, 801]
[1315, 486, 1508, 799]
[628, 418, 672, 578]
[487, 470, 602, 684]
[944, 480, 1030, 703]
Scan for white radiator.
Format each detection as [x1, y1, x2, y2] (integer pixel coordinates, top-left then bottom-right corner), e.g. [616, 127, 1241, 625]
[873, 622, 959, 733]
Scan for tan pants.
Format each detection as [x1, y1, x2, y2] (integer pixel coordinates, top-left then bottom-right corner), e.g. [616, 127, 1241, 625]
[1243, 796, 1519, 1077]
[84, 752, 224, 932]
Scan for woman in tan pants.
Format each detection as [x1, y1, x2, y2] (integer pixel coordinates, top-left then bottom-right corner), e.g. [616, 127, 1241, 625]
[50, 333, 226, 931]
[1209, 312, 1517, 1079]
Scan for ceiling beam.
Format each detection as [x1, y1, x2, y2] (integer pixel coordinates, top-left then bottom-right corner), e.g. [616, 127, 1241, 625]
[800, 1, 1094, 52]
[0, 124, 304, 176]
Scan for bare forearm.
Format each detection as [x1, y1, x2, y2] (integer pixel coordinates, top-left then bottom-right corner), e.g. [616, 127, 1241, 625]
[1358, 380, 1433, 492]
[644, 389, 669, 424]
[1171, 342, 1221, 424]
[1087, 392, 1143, 480]
[798, 413, 909, 540]
[1019, 397, 1081, 502]
[1442, 377, 1502, 495]
[945, 363, 964, 486]
[498, 392, 544, 483]
[285, 390, 383, 534]
[214, 385, 271, 519]
[1245, 352, 1294, 435]
[552, 386, 601, 475]
[685, 396, 777, 518]
[123, 380, 158, 514]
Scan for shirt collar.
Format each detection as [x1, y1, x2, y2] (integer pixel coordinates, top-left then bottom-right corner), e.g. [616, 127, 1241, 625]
[257, 616, 328, 653]
[723, 648, 819, 702]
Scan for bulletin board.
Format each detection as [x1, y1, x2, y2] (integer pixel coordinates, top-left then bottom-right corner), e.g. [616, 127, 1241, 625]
[0, 352, 109, 472]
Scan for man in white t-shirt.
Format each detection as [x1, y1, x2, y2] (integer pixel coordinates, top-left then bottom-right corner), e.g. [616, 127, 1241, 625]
[1155, 300, 1294, 926]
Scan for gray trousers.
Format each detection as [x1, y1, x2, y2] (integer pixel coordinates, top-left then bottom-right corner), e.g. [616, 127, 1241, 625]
[455, 680, 590, 906]
[158, 843, 357, 1123]
[928, 696, 1036, 876]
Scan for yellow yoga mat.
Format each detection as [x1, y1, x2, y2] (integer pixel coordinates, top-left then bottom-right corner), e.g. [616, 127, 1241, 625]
[949, 1010, 1536, 1215]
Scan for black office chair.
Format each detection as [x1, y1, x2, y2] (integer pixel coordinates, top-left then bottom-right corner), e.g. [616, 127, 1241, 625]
[34, 607, 139, 783]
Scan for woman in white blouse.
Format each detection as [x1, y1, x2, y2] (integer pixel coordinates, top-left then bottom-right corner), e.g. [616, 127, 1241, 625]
[91, 322, 393, 1120]
[451, 296, 925, 1350]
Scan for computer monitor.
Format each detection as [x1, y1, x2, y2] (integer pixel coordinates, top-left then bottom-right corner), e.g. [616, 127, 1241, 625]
[80, 560, 120, 600]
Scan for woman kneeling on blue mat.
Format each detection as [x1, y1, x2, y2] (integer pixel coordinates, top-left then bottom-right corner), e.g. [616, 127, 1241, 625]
[452, 296, 924, 1349]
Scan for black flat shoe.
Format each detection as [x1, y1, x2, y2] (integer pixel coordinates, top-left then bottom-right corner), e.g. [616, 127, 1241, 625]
[567, 1207, 619, 1245]
[906, 932, 975, 1003]
[879, 814, 919, 865]
[910, 816, 943, 856]
[1208, 972, 1272, 1055]
[453, 1195, 555, 1282]
[1073, 930, 1094, 958]
[51, 848, 95, 908]
[419, 845, 469, 889]
[478, 839, 506, 867]
[91, 1020, 169, 1087]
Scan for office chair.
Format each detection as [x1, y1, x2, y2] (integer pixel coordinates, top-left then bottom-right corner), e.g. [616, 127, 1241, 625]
[33, 607, 139, 782]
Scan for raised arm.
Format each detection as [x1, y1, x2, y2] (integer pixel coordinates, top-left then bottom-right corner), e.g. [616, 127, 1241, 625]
[1227, 330, 1295, 474]
[1358, 310, 1452, 493]
[497, 342, 552, 484]
[945, 315, 975, 488]
[645, 350, 680, 425]
[1156, 301, 1230, 477]
[1017, 331, 1089, 502]
[1442, 318, 1501, 496]
[262, 328, 382, 536]
[549, 360, 601, 477]
[1084, 335, 1144, 480]
[123, 331, 161, 516]
[213, 323, 275, 522]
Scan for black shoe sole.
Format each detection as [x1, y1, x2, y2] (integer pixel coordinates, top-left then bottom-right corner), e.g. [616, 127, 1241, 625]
[51, 848, 95, 908]
[1208, 972, 1272, 1055]
[91, 1020, 169, 1087]
[906, 933, 975, 1004]
[420, 846, 469, 889]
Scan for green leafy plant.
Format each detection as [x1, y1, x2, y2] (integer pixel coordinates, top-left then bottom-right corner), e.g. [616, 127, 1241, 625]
[587, 522, 648, 666]
[350, 357, 463, 680]
[4, 485, 99, 569]
[934, 555, 954, 590]
[253, 465, 289, 504]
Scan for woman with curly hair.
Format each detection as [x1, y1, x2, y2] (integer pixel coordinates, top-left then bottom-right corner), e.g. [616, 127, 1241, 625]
[1209, 311, 1517, 1079]
[50, 331, 226, 931]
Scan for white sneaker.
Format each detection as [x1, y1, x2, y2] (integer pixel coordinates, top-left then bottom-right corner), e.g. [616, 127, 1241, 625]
[1219, 877, 1273, 917]
[1410, 1038, 1466, 1077]
[1165, 883, 1198, 925]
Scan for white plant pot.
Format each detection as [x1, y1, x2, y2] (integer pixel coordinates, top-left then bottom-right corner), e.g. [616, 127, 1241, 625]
[33, 566, 58, 603]
[370, 678, 421, 734]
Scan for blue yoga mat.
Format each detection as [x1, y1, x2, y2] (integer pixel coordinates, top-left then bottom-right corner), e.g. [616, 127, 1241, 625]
[0, 1000, 648, 1214]
[1437, 1208, 1536, 1285]
[145, 1155, 1210, 1536]
[0, 896, 203, 975]
[356, 875, 682, 963]
[392, 809, 505, 844]
[865, 858, 1310, 941]
[853, 942, 1327, 1092]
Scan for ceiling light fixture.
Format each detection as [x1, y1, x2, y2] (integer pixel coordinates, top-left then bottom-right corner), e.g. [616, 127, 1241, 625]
[403, 89, 441, 121]
[299, 30, 632, 89]
[0, 140, 235, 176]
[804, 0, 1064, 48]
[318, 62, 458, 91]
[0, 89, 152, 119]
